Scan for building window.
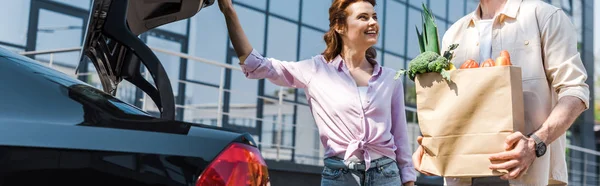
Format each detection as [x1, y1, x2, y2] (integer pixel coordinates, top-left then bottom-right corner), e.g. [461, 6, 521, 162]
[0, 1, 30, 47]
[384, 1, 407, 55]
[301, 0, 330, 31]
[269, 0, 299, 21]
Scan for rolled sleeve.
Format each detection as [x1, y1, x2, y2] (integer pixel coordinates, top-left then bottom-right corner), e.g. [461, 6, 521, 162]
[558, 84, 590, 109]
[390, 79, 417, 183]
[240, 49, 266, 78]
[541, 10, 590, 109]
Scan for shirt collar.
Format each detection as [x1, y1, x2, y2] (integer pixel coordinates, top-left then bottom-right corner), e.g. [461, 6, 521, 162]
[467, 0, 522, 27]
[332, 55, 383, 78]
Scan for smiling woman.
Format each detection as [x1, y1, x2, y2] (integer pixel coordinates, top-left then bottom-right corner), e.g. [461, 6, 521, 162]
[322, 0, 378, 65]
[216, 0, 416, 185]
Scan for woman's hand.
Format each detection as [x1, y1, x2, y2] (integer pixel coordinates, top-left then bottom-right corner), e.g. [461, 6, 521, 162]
[217, 0, 234, 14]
[216, 0, 253, 63]
[403, 181, 415, 186]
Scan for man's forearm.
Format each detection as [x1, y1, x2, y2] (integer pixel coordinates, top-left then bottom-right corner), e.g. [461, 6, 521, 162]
[533, 96, 587, 144]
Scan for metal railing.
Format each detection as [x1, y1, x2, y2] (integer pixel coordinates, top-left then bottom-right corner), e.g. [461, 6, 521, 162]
[18, 47, 600, 184]
[567, 144, 600, 186]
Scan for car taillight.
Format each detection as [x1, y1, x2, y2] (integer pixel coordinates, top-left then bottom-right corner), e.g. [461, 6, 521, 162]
[196, 143, 269, 186]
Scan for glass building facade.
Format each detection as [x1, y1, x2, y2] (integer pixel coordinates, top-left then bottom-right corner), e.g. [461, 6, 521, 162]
[0, 0, 597, 183]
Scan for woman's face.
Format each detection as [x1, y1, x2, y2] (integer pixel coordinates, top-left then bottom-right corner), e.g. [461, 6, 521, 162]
[340, 1, 379, 49]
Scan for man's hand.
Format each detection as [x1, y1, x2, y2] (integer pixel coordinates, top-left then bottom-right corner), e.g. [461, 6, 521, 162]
[403, 181, 415, 186]
[412, 136, 434, 176]
[488, 132, 537, 180]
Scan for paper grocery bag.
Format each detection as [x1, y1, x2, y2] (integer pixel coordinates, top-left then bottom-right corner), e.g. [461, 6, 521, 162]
[415, 66, 525, 177]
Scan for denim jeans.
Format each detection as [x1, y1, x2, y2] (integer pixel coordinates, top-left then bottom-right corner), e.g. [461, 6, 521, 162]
[320, 157, 402, 186]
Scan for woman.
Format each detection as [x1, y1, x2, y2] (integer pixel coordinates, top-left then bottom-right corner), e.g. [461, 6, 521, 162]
[217, 0, 416, 185]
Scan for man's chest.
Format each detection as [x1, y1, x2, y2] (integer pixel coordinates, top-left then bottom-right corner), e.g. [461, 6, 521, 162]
[447, 19, 546, 80]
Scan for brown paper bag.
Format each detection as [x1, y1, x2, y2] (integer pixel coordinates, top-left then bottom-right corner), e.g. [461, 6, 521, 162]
[415, 66, 525, 177]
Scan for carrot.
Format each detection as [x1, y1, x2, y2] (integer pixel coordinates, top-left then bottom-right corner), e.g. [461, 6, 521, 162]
[498, 50, 512, 65]
[495, 56, 511, 66]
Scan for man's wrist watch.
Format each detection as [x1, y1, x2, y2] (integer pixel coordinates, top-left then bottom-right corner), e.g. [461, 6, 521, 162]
[529, 134, 547, 157]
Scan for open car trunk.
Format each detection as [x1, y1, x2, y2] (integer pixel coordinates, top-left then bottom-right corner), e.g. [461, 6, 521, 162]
[79, 0, 214, 120]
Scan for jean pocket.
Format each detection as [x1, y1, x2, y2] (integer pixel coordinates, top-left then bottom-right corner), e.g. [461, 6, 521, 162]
[381, 163, 400, 178]
[321, 167, 343, 180]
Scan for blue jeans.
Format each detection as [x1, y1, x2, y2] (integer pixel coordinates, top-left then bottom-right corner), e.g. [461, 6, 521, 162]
[321, 157, 402, 186]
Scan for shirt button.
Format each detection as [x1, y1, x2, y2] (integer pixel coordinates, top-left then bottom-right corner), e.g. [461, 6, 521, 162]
[476, 42, 479, 46]
[524, 40, 530, 45]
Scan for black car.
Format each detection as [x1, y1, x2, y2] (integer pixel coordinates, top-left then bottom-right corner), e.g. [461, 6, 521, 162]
[0, 0, 269, 185]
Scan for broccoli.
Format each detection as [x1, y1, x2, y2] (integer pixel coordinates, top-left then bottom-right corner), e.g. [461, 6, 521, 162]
[395, 44, 458, 82]
[427, 56, 449, 72]
[411, 51, 439, 74]
[395, 51, 448, 81]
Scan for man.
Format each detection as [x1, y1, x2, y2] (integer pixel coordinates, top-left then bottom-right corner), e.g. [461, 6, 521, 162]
[412, 0, 590, 185]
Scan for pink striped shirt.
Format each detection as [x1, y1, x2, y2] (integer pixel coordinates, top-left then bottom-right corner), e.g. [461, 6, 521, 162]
[240, 49, 416, 182]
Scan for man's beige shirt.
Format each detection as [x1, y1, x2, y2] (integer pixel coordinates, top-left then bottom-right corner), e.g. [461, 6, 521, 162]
[441, 0, 589, 185]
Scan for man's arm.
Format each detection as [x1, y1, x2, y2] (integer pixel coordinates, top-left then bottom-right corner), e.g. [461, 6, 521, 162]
[531, 96, 586, 146]
[489, 8, 589, 180]
[488, 96, 586, 179]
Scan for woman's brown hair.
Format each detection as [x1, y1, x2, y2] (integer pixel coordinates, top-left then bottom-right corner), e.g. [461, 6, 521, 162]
[322, 0, 377, 63]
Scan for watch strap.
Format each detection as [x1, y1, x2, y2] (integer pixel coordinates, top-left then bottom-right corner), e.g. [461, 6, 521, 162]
[529, 134, 545, 144]
[530, 134, 543, 144]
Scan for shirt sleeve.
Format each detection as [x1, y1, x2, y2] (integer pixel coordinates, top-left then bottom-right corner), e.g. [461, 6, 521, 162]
[390, 78, 417, 183]
[240, 49, 318, 89]
[541, 9, 590, 109]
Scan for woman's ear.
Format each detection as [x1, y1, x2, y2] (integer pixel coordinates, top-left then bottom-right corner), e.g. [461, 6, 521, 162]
[336, 27, 345, 35]
[335, 29, 343, 35]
